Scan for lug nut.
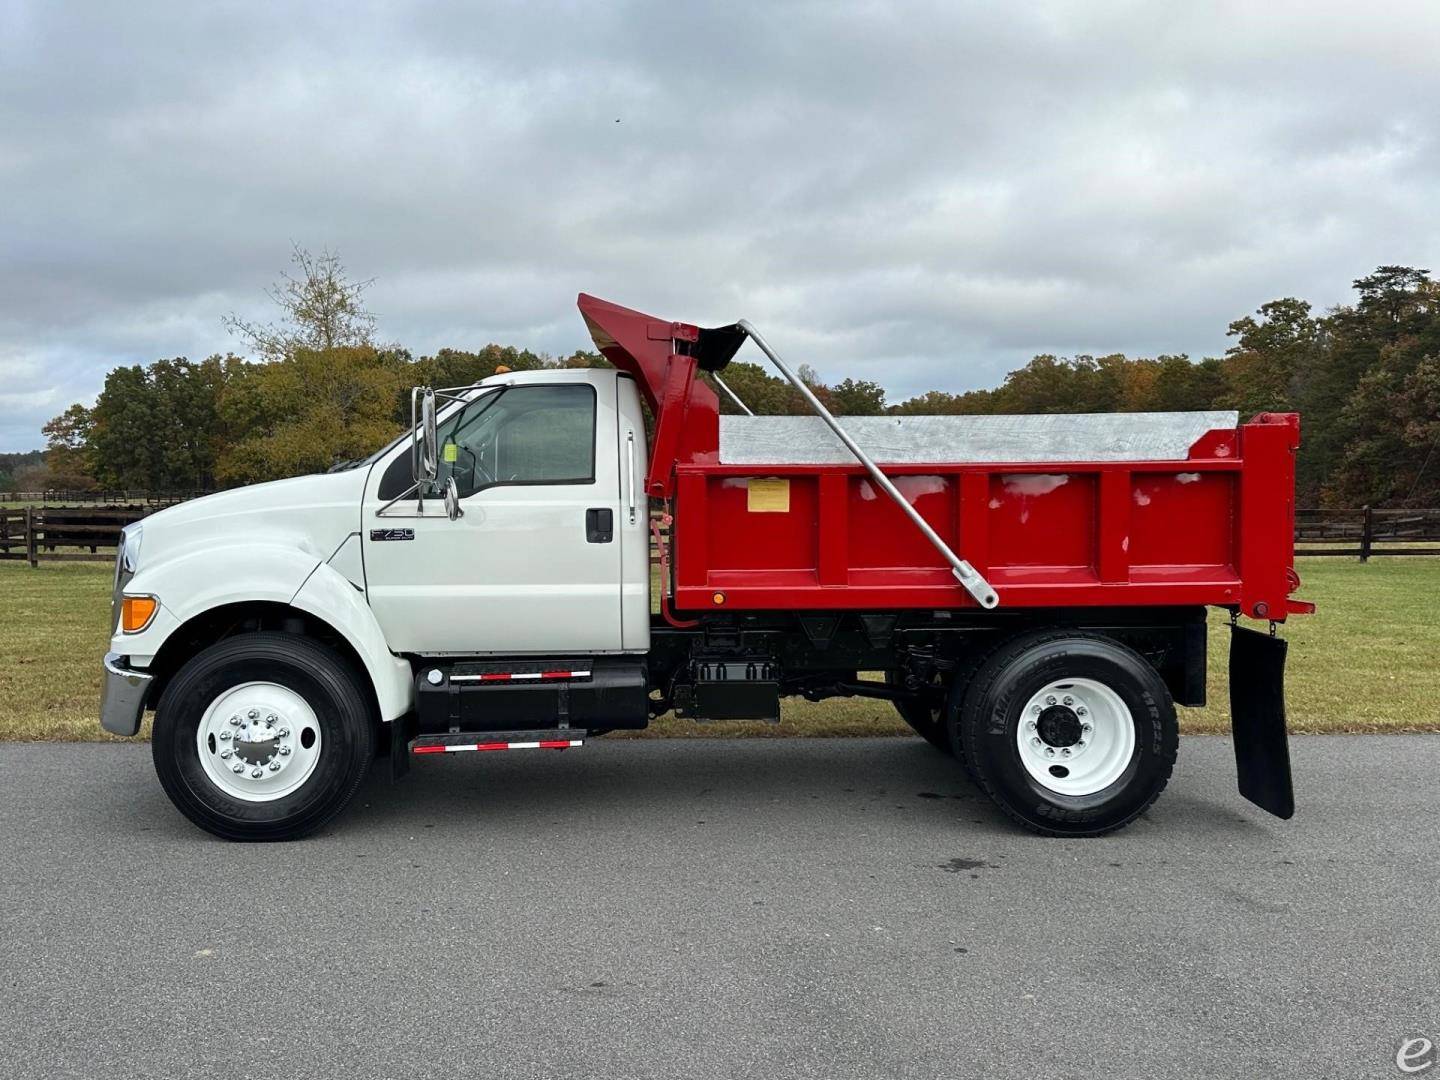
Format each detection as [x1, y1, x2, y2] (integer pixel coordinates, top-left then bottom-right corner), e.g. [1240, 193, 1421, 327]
[1031, 704, 1042, 715]
[1077, 740, 1086, 748]
[1045, 695, 1057, 705]
[1076, 706, 1088, 717]
[1082, 722, 1093, 732]
[266, 714, 278, 723]
[277, 728, 289, 738]
[220, 730, 232, 741]
[268, 761, 281, 772]
[279, 746, 291, 756]
[220, 749, 231, 759]
[229, 716, 242, 726]
[250, 768, 263, 778]
[1061, 748, 1072, 757]
[1045, 747, 1055, 757]
[246, 709, 259, 720]
[1031, 737, 1042, 748]
[231, 763, 244, 774]
[1063, 695, 1073, 706]
[1027, 720, 1037, 731]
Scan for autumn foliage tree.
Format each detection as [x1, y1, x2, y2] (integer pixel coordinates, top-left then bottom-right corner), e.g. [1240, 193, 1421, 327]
[222, 245, 378, 361]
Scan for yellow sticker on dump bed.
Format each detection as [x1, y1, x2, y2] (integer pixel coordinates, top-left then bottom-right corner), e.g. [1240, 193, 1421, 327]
[747, 477, 790, 513]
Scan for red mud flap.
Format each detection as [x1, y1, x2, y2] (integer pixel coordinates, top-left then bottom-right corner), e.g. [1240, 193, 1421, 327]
[1229, 626, 1295, 819]
[411, 729, 585, 755]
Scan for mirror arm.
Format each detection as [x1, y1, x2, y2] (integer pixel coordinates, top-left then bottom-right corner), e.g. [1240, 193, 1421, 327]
[410, 386, 424, 514]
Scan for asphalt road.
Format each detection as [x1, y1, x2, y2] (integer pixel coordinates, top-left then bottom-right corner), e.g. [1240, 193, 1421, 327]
[1, 735, 1436, 1080]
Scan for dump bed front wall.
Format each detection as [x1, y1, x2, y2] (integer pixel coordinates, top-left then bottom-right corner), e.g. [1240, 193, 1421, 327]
[670, 416, 1299, 619]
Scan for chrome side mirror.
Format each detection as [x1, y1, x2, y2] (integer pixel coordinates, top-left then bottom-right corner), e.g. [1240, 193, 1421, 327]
[412, 387, 439, 484]
[443, 475, 464, 521]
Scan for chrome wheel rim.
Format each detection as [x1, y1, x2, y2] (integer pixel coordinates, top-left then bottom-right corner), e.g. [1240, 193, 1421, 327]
[1016, 677, 1135, 797]
[196, 682, 322, 802]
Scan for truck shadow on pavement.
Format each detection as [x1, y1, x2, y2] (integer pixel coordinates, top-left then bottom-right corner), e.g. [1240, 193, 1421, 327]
[342, 736, 1006, 835]
[336, 736, 1254, 841]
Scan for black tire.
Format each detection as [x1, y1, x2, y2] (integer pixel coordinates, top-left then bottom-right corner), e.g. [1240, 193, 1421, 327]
[953, 630, 1178, 837]
[152, 632, 375, 841]
[885, 671, 952, 754]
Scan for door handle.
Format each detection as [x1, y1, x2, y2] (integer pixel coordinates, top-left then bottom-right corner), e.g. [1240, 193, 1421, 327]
[586, 508, 614, 544]
[626, 431, 637, 525]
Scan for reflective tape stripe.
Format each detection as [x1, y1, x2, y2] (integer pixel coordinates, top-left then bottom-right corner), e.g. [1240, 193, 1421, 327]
[450, 670, 592, 683]
[413, 739, 583, 755]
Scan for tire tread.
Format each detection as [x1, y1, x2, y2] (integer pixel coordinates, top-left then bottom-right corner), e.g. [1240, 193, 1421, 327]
[152, 632, 375, 841]
[955, 629, 1177, 838]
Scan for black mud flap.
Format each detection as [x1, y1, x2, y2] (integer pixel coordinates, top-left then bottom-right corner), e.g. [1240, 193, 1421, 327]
[1229, 625, 1295, 819]
[389, 713, 417, 782]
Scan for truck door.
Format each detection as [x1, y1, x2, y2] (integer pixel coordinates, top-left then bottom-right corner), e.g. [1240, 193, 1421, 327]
[361, 374, 624, 655]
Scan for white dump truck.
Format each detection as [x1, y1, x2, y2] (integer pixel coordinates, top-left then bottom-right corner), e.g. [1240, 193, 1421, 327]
[102, 294, 1308, 841]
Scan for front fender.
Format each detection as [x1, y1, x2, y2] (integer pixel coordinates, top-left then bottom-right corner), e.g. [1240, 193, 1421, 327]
[113, 542, 414, 724]
[291, 560, 414, 722]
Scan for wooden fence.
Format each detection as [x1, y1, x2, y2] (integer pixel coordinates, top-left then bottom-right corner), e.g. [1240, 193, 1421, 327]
[0, 490, 201, 507]
[1294, 507, 1440, 559]
[0, 507, 155, 565]
[3, 502, 1439, 567]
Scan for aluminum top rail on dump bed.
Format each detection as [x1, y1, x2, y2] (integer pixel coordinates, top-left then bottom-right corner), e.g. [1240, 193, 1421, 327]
[718, 412, 1241, 465]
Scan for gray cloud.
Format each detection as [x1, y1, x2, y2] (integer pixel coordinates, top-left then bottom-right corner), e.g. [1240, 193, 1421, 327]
[2, 0, 1437, 448]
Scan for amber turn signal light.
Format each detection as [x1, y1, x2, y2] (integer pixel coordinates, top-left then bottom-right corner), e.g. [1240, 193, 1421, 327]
[121, 595, 158, 632]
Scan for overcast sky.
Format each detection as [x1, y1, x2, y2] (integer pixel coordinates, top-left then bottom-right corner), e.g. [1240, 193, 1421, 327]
[2, 1, 1438, 449]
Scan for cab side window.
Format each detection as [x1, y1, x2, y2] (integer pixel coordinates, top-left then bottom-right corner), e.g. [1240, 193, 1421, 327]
[439, 384, 596, 498]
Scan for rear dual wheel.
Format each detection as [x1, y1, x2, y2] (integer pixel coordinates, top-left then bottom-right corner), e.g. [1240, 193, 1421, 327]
[152, 633, 375, 841]
[952, 631, 1177, 837]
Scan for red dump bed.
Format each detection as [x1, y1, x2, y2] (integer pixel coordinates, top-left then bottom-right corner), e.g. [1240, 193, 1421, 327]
[580, 293, 1310, 622]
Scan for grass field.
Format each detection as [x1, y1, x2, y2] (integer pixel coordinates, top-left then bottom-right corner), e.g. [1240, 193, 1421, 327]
[2, 557, 1437, 741]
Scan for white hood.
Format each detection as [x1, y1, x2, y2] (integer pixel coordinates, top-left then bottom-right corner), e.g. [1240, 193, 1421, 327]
[138, 469, 368, 568]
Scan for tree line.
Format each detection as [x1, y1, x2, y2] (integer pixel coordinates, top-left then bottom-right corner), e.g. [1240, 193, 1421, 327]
[0, 450, 44, 492]
[30, 252, 1440, 507]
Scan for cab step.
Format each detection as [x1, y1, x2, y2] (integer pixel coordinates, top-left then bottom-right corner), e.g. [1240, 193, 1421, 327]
[410, 729, 586, 755]
[416, 657, 647, 734]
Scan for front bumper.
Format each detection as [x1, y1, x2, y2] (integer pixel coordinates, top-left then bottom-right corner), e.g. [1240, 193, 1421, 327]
[101, 652, 154, 736]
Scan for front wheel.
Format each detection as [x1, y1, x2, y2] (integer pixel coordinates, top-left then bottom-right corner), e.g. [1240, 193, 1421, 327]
[152, 633, 375, 841]
[954, 631, 1177, 837]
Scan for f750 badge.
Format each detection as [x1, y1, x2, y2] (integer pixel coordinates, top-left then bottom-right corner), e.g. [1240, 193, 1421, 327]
[369, 528, 415, 542]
